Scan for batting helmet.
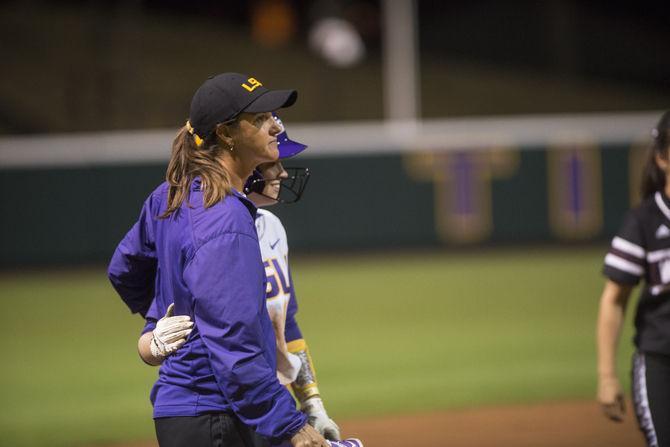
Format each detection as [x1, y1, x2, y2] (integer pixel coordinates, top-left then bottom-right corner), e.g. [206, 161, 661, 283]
[244, 114, 310, 203]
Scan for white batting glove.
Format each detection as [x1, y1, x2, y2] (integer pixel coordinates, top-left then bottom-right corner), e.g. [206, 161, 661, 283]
[150, 303, 193, 359]
[302, 396, 341, 441]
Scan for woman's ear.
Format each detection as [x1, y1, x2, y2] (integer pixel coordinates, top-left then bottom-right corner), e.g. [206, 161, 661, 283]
[655, 151, 670, 172]
[215, 123, 235, 149]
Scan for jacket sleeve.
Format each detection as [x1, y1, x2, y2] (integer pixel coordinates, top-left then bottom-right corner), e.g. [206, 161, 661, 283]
[183, 232, 306, 442]
[107, 197, 157, 317]
[141, 298, 160, 336]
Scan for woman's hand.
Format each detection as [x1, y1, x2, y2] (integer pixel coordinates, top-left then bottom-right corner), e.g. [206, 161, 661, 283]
[150, 303, 194, 359]
[598, 374, 625, 422]
[290, 423, 329, 447]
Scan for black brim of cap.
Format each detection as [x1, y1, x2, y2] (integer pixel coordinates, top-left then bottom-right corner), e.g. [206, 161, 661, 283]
[243, 89, 298, 113]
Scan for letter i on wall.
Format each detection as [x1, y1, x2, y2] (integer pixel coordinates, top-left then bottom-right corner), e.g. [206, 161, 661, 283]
[547, 145, 603, 239]
[405, 149, 518, 244]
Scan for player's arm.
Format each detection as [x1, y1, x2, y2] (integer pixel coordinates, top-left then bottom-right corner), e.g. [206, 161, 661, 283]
[596, 279, 633, 421]
[287, 338, 340, 441]
[138, 331, 161, 366]
[598, 210, 645, 422]
[285, 272, 341, 441]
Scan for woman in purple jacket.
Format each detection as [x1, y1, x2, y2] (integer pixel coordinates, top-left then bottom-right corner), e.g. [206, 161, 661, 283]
[108, 73, 327, 447]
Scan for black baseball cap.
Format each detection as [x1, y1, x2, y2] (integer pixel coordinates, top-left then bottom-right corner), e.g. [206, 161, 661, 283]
[189, 72, 298, 139]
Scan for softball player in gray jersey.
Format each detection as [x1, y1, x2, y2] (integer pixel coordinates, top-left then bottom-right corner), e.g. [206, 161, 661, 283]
[597, 111, 670, 447]
[140, 116, 352, 445]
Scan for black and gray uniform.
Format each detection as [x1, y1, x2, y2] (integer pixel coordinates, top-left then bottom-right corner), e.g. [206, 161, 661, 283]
[604, 191, 670, 447]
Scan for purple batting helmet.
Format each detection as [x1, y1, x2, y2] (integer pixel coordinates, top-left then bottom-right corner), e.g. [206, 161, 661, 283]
[275, 113, 308, 158]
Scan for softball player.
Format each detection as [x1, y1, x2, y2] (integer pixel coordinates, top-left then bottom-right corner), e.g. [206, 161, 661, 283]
[108, 73, 328, 447]
[597, 110, 670, 447]
[140, 115, 341, 442]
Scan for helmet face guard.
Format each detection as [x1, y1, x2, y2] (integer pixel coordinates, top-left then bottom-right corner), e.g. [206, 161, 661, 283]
[244, 167, 310, 204]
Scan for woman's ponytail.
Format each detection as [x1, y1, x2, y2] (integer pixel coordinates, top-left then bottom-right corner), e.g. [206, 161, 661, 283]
[161, 124, 232, 218]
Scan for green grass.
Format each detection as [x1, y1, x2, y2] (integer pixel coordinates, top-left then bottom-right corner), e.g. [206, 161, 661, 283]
[1, 248, 637, 446]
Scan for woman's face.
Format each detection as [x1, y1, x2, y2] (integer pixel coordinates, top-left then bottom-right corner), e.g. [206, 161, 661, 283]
[230, 112, 282, 165]
[260, 161, 288, 200]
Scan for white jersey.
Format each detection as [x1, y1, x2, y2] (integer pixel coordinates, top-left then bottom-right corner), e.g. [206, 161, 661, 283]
[255, 209, 301, 384]
[256, 208, 290, 297]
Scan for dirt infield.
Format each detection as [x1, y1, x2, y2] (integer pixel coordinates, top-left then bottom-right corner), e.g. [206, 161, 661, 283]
[340, 400, 644, 447]
[103, 400, 645, 447]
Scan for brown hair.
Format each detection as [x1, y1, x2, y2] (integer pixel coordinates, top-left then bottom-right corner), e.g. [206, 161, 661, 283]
[161, 125, 232, 218]
[641, 111, 670, 199]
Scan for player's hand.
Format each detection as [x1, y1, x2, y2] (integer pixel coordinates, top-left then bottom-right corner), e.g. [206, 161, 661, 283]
[150, 304, 193, 359]
[290, 423, 329, 447]
[597, 375, 625, 422]
[302, 396, 341, 441]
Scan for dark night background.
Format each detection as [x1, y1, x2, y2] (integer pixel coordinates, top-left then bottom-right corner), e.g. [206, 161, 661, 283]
[1, 0, 668, 134]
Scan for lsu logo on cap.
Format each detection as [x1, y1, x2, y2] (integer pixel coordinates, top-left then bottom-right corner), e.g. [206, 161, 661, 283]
[242, 77, 263, 92]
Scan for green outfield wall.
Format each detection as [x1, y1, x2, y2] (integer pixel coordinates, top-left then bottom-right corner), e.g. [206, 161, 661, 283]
[0, 143, 640, 266]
